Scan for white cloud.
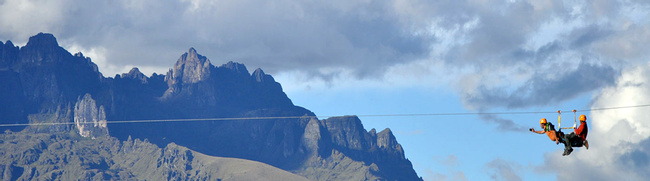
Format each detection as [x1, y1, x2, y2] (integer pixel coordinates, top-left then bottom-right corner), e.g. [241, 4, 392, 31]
[541, 62, 650, 180]
[592, 67, 650, 137]
[486, 158, 522, 181]
[444, 0, 650, 111]
[593, 23, 650, 63]
[2, 0, 649, 117]
[425, 154, 467, 181]
[1, 0, 437, 79]
[0, 0, 69, 41]
[434, 154, 459, 167]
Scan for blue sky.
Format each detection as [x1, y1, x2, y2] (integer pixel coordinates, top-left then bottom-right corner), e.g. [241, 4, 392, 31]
[283, 79, 593, 180]
[3, 0, 650, 180]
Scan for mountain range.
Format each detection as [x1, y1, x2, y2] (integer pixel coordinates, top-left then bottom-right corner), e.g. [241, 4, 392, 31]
[0, 33, 421, 180]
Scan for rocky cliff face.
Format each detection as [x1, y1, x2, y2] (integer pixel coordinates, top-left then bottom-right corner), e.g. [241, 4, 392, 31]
[0, 40, 19, 68]
[165, 47, 211, 86]
[0, 33, 422, 180]
[17, 33, 69, 64]
[73, 94, 108, 138]
[295, 116, 419, 180]
[120, 68, 148, 84]
[0, 33, 104, 132]
[160, 48, 294, 116]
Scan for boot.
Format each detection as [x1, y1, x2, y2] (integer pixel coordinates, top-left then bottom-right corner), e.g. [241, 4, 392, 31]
[584, 140, 589, 150]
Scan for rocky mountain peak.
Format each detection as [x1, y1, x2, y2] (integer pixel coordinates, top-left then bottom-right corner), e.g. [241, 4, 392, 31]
[188, 47, 198, 55]
[25, 33, 59, 48]
[121, 67, 148, 83]
[183, 47, 206, 65]
[166, 48, 212, 85]
[221, 61, 249, 76]
[312, 116, 418, 180]
[2, 40, 15, 49]
[125, 67, 143, 76]
[18, 32, 70, 63]
[369, 128, 377, 136]
[377, 128, 403, 156]
[252, 68, 277, 83]
[323, 116, 373, 150]
[1, 40, 19, 68]
[321, 116, 404, 156]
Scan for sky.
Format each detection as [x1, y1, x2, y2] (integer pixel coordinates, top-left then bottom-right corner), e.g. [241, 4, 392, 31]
[2, 0, 650, 180]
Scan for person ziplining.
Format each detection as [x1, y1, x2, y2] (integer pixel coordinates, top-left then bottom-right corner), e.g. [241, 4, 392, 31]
[529, 118, 567, 153]
[562, 111, 589, 155]
[529, 110, 589, 156]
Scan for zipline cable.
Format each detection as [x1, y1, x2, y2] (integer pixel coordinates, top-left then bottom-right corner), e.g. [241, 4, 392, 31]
[575, 104, 650, 112]
[2, 104, 650, 127]
[0, 116, 313, 127]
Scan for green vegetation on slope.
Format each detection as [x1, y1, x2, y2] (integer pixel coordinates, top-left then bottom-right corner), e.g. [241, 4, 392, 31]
[0, 131, 308, 181]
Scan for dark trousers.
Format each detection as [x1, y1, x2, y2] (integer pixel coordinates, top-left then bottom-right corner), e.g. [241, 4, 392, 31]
[564, 132, 583, 150]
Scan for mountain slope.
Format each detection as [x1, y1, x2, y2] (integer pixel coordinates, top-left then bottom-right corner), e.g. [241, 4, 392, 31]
[0, 33, 422, 180]
[0, 132, 308, 181]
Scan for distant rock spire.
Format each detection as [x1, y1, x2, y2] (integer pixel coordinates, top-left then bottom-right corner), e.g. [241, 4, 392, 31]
[166, 47, 212, 85]
[188, 47, 197, 54]
[376, 128, 403, 157]
[252, 68, 271, 82]
[121, 67, 148, 84]
[74, 94, 109, 138]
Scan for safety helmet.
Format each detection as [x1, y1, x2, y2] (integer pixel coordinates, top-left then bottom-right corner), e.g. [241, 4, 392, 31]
[579, 114, 587, 121]
[540, 118, 547, 124]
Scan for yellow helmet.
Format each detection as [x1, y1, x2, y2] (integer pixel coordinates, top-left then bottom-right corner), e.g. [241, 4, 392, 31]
[579, 114, 587, 121]
[540, 118, 547, 124]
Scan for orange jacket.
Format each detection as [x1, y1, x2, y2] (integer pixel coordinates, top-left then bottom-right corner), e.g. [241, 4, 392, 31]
[575, 121, 588, 141]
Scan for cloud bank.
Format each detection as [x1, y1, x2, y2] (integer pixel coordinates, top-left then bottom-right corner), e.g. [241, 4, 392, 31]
[1, 0, 648, 112]
[486, 158, 522, 181]
[0, 0, 432, 79]
[541, 62, 650, 180]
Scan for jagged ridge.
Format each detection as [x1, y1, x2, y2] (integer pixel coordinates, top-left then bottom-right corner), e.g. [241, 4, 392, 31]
[0, 33, 422, 180]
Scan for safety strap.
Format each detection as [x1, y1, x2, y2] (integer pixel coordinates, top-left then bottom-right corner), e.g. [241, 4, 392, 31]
[558, 110, 562, 130]
[559, 110, 577, 130]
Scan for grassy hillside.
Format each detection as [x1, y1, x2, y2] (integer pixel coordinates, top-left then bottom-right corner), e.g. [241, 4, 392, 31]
[0, 131, 308, 181]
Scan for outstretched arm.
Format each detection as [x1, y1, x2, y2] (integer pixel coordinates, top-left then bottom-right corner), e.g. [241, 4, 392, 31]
[529, 128, 544, 134]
